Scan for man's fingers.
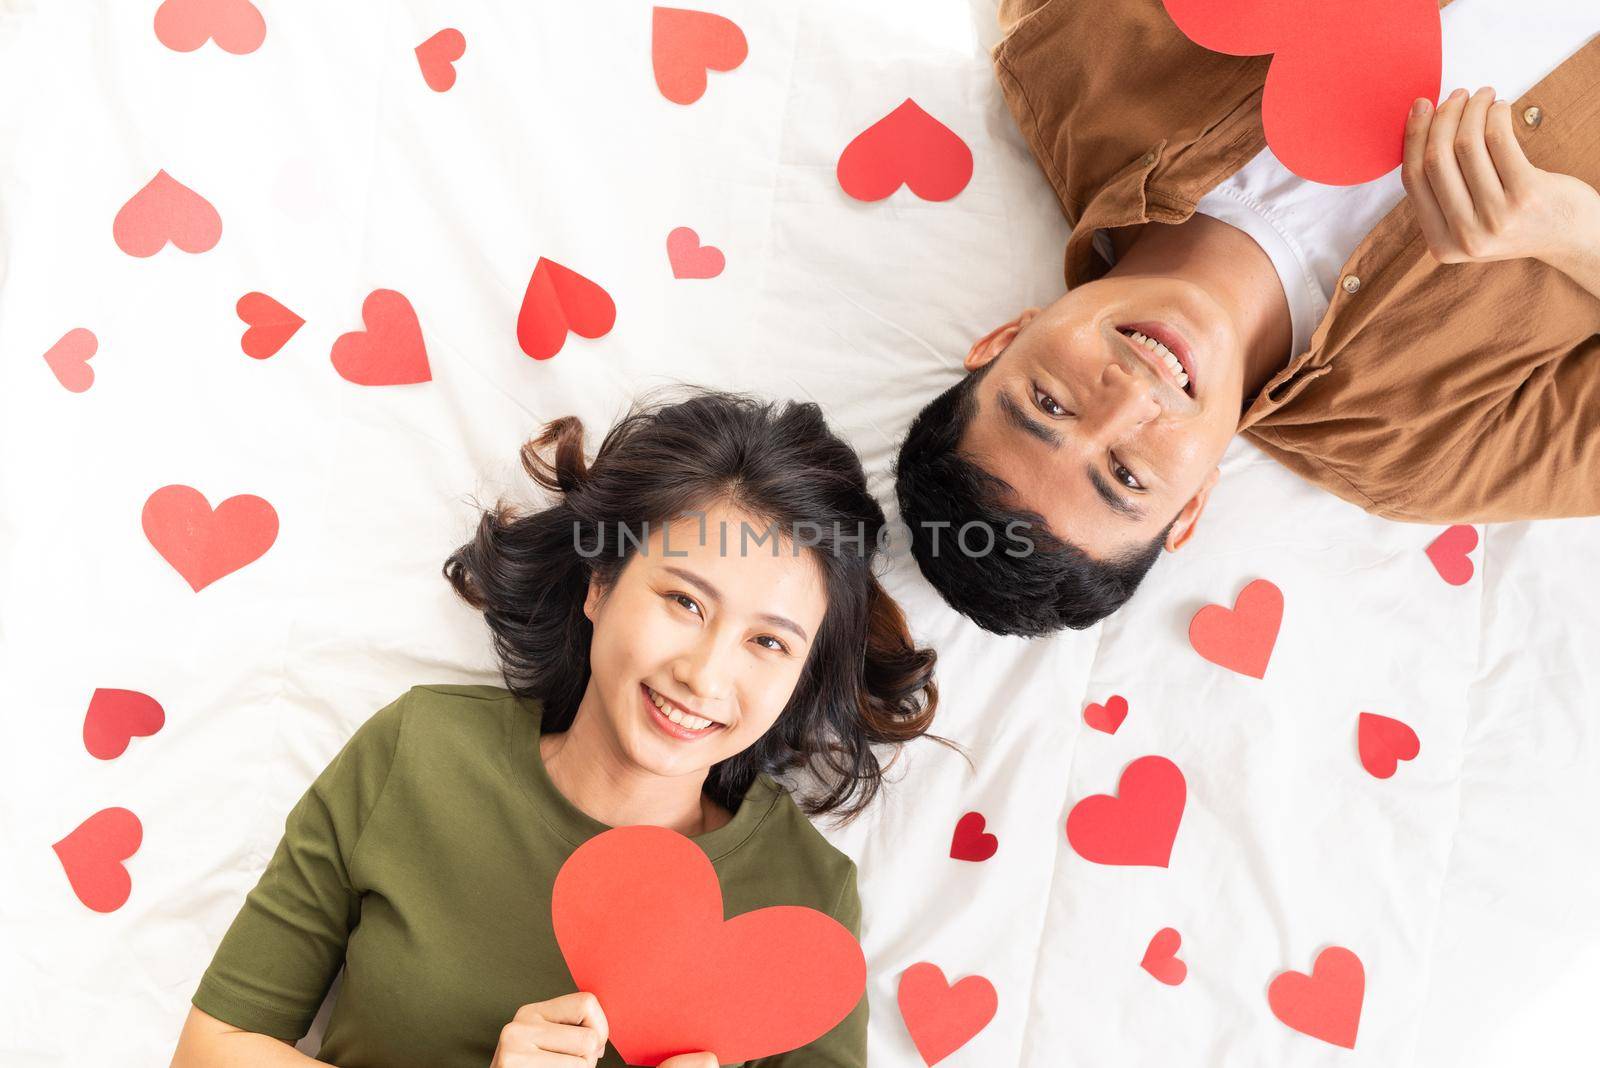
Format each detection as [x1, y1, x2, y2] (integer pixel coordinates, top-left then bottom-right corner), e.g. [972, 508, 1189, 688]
[1402, 97, 1454, 255]
[1454, 87, 1505, 226]
[1424, 89, 1476, 241]
[1485, 98, 1537, 198]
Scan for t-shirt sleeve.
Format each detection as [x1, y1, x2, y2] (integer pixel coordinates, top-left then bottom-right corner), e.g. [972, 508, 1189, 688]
[190, 689, 410, 1042]
[749, 862, 868, 1068]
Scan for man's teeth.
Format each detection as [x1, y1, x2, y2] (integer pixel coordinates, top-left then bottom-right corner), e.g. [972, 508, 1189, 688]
[646, 687, 715, 731]
[1126, 330, 1190, 390]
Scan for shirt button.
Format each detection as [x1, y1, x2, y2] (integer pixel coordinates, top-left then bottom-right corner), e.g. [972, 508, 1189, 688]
[1341, 274, 1362, 294]
[1141, 150, 1157, 166]
[1522, 105, 1543, 127]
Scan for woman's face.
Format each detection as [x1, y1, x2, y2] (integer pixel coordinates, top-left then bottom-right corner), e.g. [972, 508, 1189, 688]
[580, 499, 830, 783]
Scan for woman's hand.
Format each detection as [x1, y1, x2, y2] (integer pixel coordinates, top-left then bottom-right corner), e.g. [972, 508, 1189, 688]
[491, 992, 610, 1067]
[1402, 86, 1600, 276]
[659, 1055, 720, 1068]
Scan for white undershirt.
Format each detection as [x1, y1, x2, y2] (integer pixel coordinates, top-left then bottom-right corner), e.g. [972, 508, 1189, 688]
[1094, 0, 1599, 359]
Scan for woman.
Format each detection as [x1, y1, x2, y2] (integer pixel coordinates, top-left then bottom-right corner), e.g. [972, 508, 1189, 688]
[170, 388, 941, 1068]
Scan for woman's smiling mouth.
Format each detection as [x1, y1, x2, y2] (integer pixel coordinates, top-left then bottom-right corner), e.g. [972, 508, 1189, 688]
[641, 683, 725, 740]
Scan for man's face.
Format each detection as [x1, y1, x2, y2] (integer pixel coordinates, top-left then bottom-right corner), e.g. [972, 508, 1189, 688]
[960, 275, 1245, 560]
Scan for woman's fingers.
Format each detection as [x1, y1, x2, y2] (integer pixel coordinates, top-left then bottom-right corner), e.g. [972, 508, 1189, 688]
[526, 992, 610, 1046]
[1484, 97, 1537, 199]
[1453, 88, 1505, 230]
[1424, 89, 1477, 243]
[1402, 97, 1453, 256]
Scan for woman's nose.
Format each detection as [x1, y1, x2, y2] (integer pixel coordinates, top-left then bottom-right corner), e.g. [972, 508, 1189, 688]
[673, 638, 734, 702]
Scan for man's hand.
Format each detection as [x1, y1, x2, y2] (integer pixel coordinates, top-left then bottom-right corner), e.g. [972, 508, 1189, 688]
[1402, 86, 1600, 291]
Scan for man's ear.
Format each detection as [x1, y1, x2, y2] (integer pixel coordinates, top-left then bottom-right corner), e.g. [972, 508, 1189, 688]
[963, 307, 1042, 372]
[1166, 467, 1220, 552]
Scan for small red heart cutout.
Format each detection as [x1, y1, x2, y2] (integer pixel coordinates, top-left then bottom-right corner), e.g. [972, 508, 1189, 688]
[517, 258, 617, 360]
[43, 328, 98, 393]
[331, 289, 431, 385]
[1268, 946, 1365, 1049]
[1161, 0, 1440, 185]
[153, 0, 265, 55]
[837, 99, 974, 203]
[1357, 712, 1420, 779]
[1424, 524, 1477, 586]
[896, 962, 997, 1067]
[949, 811, 998, 863]
[667, 226, 725, 279]
[83, 689, 166, 760]
[52, 807, 143, 913]
[1083, 694, 1128, 735]
[142, 484, 279, 591]
[113, 170, 222, 258]
[552, 825, 865, 1065]
[1066, 755, 1186, 868]
[1189, 578, 1283, 679]
[652, 6, 748, 105]
[1141, 927, 1188, 986]
[236, 291, 304, 359]
[415, 28, 465, 92]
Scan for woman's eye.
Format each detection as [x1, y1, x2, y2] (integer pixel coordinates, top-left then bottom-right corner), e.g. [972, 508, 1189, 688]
[670, 593, 703, 617]
[754, 635, 790, 654]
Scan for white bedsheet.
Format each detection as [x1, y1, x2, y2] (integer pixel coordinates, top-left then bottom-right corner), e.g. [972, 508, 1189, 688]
[2, 2, 1597, 1065]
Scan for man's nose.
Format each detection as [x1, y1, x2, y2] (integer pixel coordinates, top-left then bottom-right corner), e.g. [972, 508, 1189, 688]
[1085, 362, 1162, 441]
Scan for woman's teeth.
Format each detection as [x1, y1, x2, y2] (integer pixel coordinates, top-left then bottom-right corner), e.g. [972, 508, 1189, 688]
[1125, 329, 1190, 392]
[646, 686, 716, 731]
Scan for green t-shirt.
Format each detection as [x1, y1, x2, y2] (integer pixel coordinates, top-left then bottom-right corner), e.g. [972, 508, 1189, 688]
[192, 684, 867, 1067]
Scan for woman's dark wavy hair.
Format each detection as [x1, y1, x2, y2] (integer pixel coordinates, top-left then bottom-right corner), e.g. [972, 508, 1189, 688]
[442, 386, 941, 822]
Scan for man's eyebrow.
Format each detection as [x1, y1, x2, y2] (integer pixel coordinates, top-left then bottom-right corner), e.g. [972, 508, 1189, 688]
[997, 384, 1146, 523]
[660, 565, 811, 642]
[1086, 466, 1147, 522]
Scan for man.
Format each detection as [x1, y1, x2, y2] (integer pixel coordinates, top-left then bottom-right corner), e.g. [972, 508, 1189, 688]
[894, 0, 1600, 637]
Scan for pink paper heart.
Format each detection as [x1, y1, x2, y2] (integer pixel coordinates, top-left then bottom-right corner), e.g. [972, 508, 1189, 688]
[153, 0, 266, 55]
[667, 226, 725, 279]
[113, 170, 222, 258]
[43, 328, 98, 393]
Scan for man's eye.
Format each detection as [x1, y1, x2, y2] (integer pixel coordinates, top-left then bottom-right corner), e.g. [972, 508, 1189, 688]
[1113, 458, 1144, 492]
[1033, 386, 1067, 418]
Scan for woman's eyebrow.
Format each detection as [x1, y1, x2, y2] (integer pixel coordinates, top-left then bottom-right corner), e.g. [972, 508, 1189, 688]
[661, 564, 810, 641]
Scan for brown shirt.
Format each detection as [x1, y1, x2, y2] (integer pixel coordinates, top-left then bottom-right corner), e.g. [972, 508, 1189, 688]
[992, 0, 1600, 522]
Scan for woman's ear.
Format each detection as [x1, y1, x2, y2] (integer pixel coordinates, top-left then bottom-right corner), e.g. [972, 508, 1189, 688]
[963, 307, 1041, 372]
[582, 575, 602, 623]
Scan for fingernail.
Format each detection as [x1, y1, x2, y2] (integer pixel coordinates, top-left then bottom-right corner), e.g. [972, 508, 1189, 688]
[1412, 98, 1428, 116]
[1450, 88, 1467, 100]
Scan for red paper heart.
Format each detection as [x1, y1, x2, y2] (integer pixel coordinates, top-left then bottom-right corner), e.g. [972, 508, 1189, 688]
[415, 28, 466, 92]
[142, 485, 278, 591]
[1189, 578, 1283, 679]
[1141, 928, 1187, 986]
[83, 689, 166, 760]
[331, 289, 431, 385]
[837, 99, 974, 203]
[112, 170, 222, 258]
[552, 825, 865, 1065]
[897, 962, 997, 1067]
[153, 0, 265, 55]
[52, 807, 142, 913]
[43, 328, 98, 393]
[1160, 0, 1440, 185]
[1083, 694, 1128, 735]
[667, 227, 725, 279]
[1066, 755, 1186, 867]
[1268, 946, 1365, 1049]
[517, 257, 617, 360]
[1357, 712, 1420, 779]
[949, 811, 998, 863]
[236, 291, 303, 359]
[1424, 524, 1478, 586]
[652, 7, 748, 105]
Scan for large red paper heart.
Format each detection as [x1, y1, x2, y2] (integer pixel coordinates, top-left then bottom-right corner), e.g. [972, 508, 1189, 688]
[142, 485, 278, 591]
[1425, 524, 1477, 586]
[331, 289, 431, 385]
[667, 226, 725, 279]
[236, 291, 303, 360]
[153, 0, 265, 55]
[112, 170, 222, 258]
[1268, 946, 1365, 1049]
[837, 99, 973, 203]
[897, 962, 997, 1066]
[1189, 578, 1283, 679]
[949, 811, 998, 863]
[43, 328, 98, 393]
[1083, 694, 1128, 735]
[552, 825, 865, 1065]
[517, 258, 617, 360]
[1357, 712, 1420, 779]
[1141, 927, 1187, 986]
[415, 28, 466, 93]
[652, 7, 748, 105]
[1161, 0, 1440, 185]
[1066, 755, 1186, 867]
[52, 807, 142, 913]
[83, 689, 166, 760]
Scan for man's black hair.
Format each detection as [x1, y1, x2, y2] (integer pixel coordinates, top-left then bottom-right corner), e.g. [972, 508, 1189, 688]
[893, 358, 1177, 636]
